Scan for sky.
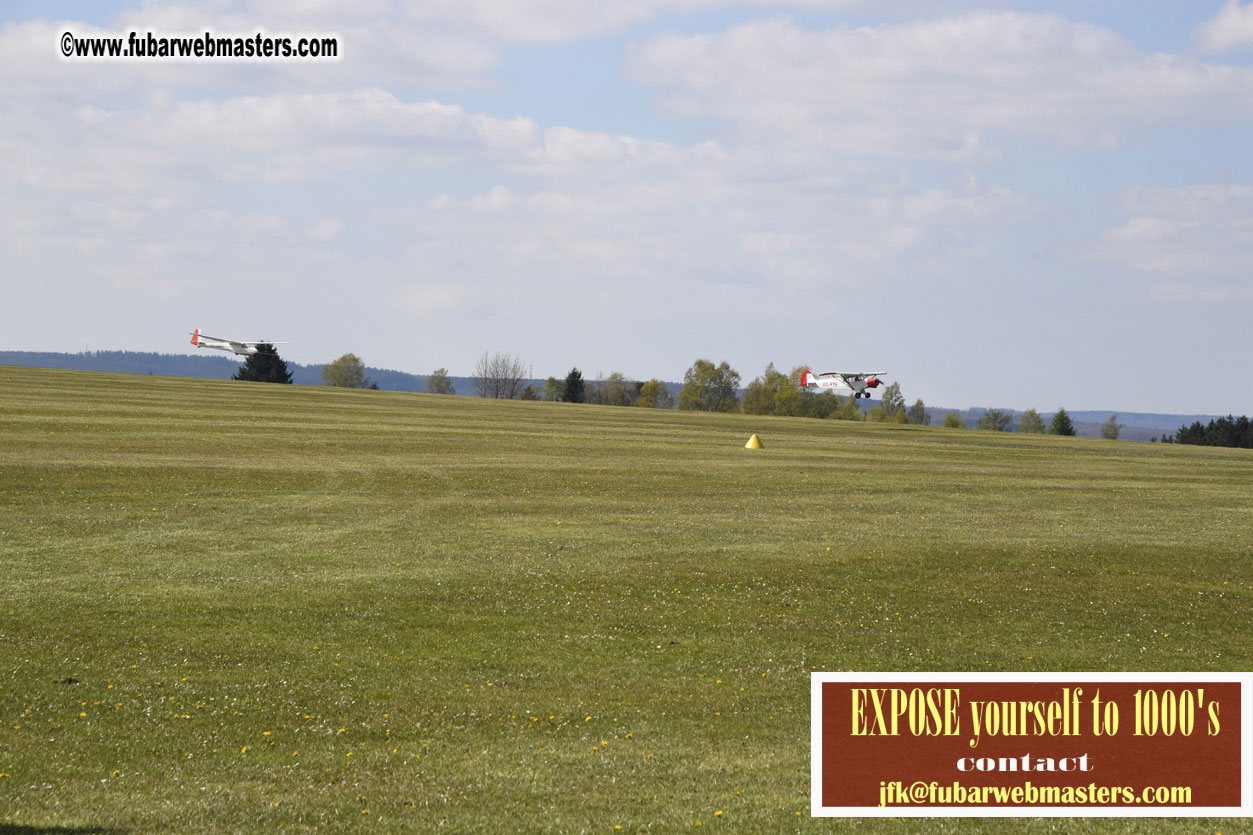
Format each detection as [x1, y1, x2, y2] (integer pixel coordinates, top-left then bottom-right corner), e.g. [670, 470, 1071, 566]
[3, 1, 1252, 414]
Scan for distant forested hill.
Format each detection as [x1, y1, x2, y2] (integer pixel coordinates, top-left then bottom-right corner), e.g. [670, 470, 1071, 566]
[950, 407, 1223, 441]
[0, 350, 472, 394]
[0, 351, 1225, 440]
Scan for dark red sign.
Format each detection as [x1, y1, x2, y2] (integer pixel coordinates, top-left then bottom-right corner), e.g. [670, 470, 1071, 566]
[811, 674, 1251, 816]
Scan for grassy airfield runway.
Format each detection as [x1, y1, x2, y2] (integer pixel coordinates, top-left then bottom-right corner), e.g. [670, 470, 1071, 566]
[0, 366, 1249, 832]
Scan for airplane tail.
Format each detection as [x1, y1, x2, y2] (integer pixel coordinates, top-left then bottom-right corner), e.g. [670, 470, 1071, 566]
[800, 369, 813, 388]
[190, 328, 201, 347]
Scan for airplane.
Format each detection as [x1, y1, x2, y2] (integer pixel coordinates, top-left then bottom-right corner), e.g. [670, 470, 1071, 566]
[189, 329, 285, 356]
[800, 369, 887, 399]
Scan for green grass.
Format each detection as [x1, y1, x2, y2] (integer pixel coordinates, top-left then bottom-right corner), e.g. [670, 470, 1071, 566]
[0, 365, 1249, 832]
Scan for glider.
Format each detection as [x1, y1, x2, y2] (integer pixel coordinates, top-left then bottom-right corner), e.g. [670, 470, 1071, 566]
[189, 329, 285, 356]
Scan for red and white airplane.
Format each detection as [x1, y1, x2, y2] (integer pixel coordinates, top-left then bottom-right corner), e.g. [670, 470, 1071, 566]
[189, 329, 285, 356]
[800, 369, 887, 399]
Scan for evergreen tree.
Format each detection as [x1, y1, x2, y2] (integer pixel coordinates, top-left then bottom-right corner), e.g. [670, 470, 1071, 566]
[563, 368, 585, 404]
[233, 344, 292, 383]
[1048, 408, 1076, 436]
[1170, 415, 1252, 448]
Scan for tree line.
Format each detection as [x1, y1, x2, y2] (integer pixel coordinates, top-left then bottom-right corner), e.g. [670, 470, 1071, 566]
[234, 347, 1106, 439]
[1160, 415, 1253, 448]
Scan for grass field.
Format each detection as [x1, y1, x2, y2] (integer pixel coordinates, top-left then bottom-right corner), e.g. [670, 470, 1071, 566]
[1, 365, 1249, 833]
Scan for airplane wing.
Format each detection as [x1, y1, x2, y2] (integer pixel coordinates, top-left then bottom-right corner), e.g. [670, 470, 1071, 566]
[801, 369, 886, 390]
[189, 330, 286, 353]
[190, 330, 285, 356]
[826, 372, 886, 380]
[189, 331, 231, 344]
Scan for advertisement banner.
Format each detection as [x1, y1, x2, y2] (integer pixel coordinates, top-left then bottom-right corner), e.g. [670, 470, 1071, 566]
[812, 672, 1252, 816]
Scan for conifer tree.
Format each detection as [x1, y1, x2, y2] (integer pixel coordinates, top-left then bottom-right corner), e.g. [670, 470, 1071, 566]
[1048, 408, 1076, 436]
[233, 344, 293, 384]
[563, 368, 585, 404]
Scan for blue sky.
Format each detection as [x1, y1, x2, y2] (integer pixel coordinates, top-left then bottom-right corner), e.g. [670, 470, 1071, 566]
[3, 1, 1252, 413]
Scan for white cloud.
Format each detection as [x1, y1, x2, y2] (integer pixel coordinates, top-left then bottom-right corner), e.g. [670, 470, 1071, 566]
[309, 218, 344, 239]
[628, 13, 1253, 157]
[4, 3, 1252, 411]
[1149, 283, 1253, 304]
[1102, 184, 1253, 279]
[1195, 1, 1253, 53]
[1105, 217, 1187, 243]
[467, 185, 519, 211]
[392, 282, 476, 316]
[34, 87, 705, 186]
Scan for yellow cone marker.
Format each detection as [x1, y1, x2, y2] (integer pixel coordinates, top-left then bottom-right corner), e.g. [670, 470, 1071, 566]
[745, 434, 763, 449]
